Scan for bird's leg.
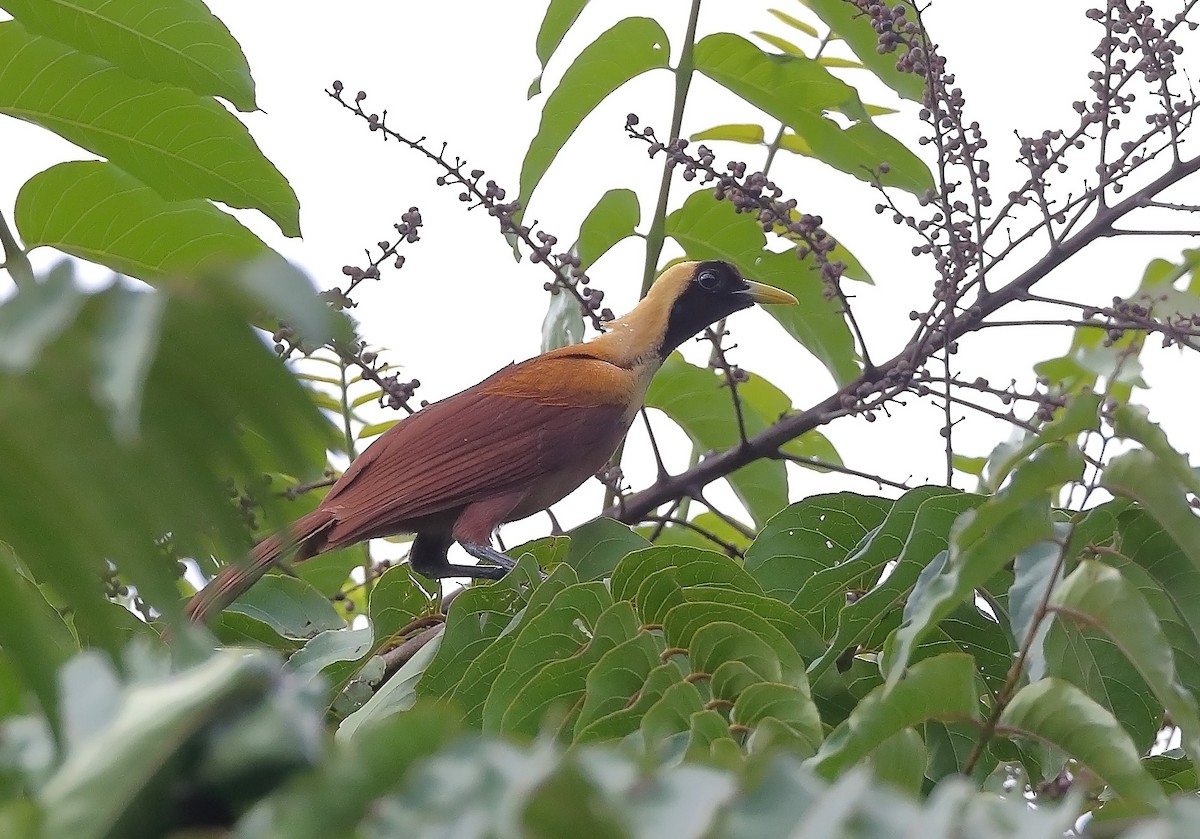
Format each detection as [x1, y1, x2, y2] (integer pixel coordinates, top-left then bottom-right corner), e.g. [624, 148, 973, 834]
[408, 531, 508, 580]
[460, 541, 516, 571]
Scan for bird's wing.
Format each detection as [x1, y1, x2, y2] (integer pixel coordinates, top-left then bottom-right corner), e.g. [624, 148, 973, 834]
[317, 352, 636, 544]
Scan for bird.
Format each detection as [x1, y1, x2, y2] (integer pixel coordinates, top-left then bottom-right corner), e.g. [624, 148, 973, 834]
[184, 260, 796, 624]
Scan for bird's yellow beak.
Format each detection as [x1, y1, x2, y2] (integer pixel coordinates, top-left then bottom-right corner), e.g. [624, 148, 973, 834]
[744, 280, 798, 305]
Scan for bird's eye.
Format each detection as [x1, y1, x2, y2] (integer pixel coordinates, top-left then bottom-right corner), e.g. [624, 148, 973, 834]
[697, 270, 720, 290]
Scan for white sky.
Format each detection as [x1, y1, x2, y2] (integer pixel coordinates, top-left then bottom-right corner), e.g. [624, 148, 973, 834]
[2, 1, 1198, 555]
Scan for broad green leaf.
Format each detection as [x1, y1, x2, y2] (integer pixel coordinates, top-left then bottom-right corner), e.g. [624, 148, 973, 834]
[1111, 404, 1200, 495]
[517, 17, 669, 216]
[573, 188, 641, 271]
[999, 678, 1168, 812]
[808, 653, 978, 779]
[16, 162, 326, 339]
[731, 682, 823, 754]
[693, 34, 931, 193]
[867, 728, 926, 795]
[0, 23, 298, 235]
[737, 371, 844, 469]
[882, 444, 1085, 685]
[41, 650, 319, 839]
[1104, 449, 1200, 573]
[807, 491, 982, 681]
[368, 564, 435, 645]
[0, 0, 256, 109]
[528, 0, 592, 97]
[286, 626, 374, 692]
[415, 556, 544, 700]
[646, 355, 789, 526]
[0, 544, 76, 743]
[745, 492, 892, 605]
[336, 630, 444, 743]
[690, 123, 767, 145]
[449, 564, 579, 724]
[562, 517, 650, 581]
[627, 545, 765, 597]
[226, 575, 345, 639]
[790, 486, 959, 635]
[666, 192, 859, 384]
[1051, 560, 1200, 758]
[777, 120, 933, 194]
[694, 33, 866, 120]
[800, 0, 926, 101]
[573, 632, 666, 739]
[499, 602, 638, 738]
[482, 581, 612, 731]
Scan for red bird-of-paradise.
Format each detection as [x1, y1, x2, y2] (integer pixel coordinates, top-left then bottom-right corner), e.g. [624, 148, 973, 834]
[185, 260, 796, 623]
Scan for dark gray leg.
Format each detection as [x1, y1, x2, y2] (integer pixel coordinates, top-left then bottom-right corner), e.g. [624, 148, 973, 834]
[409, 532, 508, 580]
[460, 541, 516, 572]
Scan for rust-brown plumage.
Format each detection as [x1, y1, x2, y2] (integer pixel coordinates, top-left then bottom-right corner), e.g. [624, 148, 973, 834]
[185, 260, 796, 623]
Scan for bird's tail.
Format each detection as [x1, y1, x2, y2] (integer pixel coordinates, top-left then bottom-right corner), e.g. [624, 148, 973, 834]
[183, 508, 336, 625]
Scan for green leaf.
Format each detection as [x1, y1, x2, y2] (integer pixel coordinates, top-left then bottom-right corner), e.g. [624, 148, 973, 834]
[645, 355, 789, 526]
[528, 0, 592, 98]
[1104, 449, 1200, 573]
[745, 492, 892, 605]
[0, 260, 84, 373]
[368, 565, 435, 644]
[226, 575, 345, 639]
[541, 282, 585, 352]
[41, 650, 318, 839]
[1006, 527, 1067, 681]
[790, 486, 958, 635]
[808, 653, 978, 779]
[286, 626, 375, 692]
[867, 728, 926, 795]
[499, 601, 638, 738]
[0, 544, 76, 743]
[694, 33, 866, 119]
[0, 0, 256, 110]
[693, 34, 931, 194]
[0, 22, 298, 235]
[92, 289, 166, 443]
[1051, 560, 1200, 759]
[800, 0, 926, 101]
[573, 188, 641, 271]
[768, 8, 820, 37]
[16, 163, 325, 339]
[999, 678, 1168, 812]
[562, 517, 650, 581]
[807, 490, 982, 681]
[754, 31, 807, 57]
[517, 17, 669, 217]
[690, 123, 767, 145]
[336, 630, 444, 742]
[665, 192, 859, 385]
[817, 57, 864, 69]
[882, 444, 1085, 685]
[482, 581, 613, 732]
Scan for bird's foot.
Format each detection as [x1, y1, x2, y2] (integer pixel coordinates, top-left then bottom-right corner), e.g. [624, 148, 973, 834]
[461, 541, 516, 571]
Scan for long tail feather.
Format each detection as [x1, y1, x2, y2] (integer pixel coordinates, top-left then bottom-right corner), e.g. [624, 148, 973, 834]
[184, 508, 336, 625]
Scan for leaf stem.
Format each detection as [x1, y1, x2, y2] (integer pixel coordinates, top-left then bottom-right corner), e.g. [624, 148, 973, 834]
[638, 0, 703, 296]
[0, 210, 34, 291]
